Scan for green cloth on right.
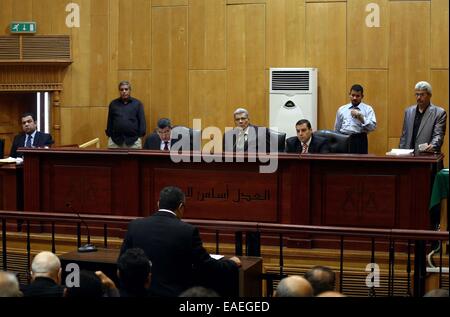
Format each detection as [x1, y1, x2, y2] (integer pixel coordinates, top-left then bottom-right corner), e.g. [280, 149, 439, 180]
[429, 168, 449, 210]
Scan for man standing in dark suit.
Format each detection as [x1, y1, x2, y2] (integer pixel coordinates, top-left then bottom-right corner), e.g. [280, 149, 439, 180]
[9, 112, 54, 158]
[286, 119, 330, 154]
[143, 118, 181, 150]
[120, 186, 241, 297]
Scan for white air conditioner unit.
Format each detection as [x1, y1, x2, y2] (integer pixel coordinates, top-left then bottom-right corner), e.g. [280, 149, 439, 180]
[269, 68, 318, 138]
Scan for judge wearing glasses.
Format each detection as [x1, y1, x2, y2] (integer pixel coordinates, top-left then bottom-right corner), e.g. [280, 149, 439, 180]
[223, 108, 270, 153]
[399, 81, 447, 154]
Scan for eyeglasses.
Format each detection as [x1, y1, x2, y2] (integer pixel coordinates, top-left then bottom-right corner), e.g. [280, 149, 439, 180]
[415, 92, 428, 97]
[234, 117, 248, 121]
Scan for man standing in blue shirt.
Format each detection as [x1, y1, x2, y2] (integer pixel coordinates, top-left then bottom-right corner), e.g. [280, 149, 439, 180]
[106, 81, 147, 149]
[334, 84, 377, 154]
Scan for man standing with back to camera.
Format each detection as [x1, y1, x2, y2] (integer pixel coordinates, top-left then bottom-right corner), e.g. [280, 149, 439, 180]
[120, 186, 241, 297]
[105, 81, 147, 149]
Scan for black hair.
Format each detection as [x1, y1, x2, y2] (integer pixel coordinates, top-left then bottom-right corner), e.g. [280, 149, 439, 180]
[350, 84, 364, 94]
[157, 118, 172, 129]
[295, 119, 312, 129]
[21, 112, 37, 122]
[117, 248, 151, 294]
[158, 186, 185, 211]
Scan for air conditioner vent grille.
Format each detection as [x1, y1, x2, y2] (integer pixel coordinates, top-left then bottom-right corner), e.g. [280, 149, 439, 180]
[271, 71, 310, 91]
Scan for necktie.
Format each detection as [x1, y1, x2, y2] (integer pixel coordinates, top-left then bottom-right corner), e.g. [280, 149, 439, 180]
[163, 141, 169, 151]
[302, 143, 308, 154]
[26, 135, 33, 147]
[236, 132, 245, 151]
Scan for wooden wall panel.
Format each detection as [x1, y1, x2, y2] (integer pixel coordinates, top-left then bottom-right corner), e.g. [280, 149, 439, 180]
[107, 0, 120, 102]
[118, 0, 152, 70]
[266, 0, 305, 68]
[430, 70, 449, 167]
[152, 6, 188, 127]
[67, 0, 91, 108]
[388, 1, 430, 138]
[60, 107, 108, 146]
[347, 0, 388, 69]
[0, 0, 13, 36]
[189, 70, 227, 131]
[188, 0, 226, 70]
[90, 13, 109, 107]
[152, 0, 188, 6]
[431, 0, 449, 69]
[306, 2, 347, 130]
[227, 4, 266, 126]
[347, 70, 388, 155]
[227, 0, 266, 4]
[12, 0, 32, 20]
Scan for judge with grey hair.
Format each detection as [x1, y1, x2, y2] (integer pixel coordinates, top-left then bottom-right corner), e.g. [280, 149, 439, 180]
[399, 81, 447, 153]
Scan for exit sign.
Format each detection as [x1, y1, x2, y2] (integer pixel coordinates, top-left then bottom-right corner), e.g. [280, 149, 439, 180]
[10, 22, 37, 33]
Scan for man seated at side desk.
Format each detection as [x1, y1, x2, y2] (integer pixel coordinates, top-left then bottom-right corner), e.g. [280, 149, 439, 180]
[9, 112, 53, 159]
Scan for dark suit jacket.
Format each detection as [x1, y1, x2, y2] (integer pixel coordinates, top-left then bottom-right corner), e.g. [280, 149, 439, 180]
[285, 135, 330, 154]
[143, 132, 180, 150]
[120, 211, 238, 297]
[9, 131, 54, 158]
[223, 124, 271, 153]
[22, 277, 64, 297]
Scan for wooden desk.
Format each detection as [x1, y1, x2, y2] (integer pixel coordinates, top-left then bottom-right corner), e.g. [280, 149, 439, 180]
[59, 248, 262, 297]
[0, 163, 22, 211]
[21, 148, 442, 231]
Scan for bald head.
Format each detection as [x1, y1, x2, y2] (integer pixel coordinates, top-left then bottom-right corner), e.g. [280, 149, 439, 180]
[275, 275, 313, 297]
[31, 251, 61, 283]
[316, 291, 345, 297]
[304, 266, 336, 296]
[0, 271, 22, 297]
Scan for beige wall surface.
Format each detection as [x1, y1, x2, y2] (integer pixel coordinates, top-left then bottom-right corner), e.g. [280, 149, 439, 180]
[0, 0, 448, 164]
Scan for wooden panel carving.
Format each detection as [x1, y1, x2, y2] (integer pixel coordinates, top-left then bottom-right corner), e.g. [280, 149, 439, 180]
[50, 165, 112, 214]
[323, 174, 396, 227]
[153, 168, 278, 222]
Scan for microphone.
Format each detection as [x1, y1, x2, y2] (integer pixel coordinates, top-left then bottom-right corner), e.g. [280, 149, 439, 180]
[66, 202, 97, 253]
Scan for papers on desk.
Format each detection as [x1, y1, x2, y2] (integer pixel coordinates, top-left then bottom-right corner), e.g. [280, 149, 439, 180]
[0, 157, 17, 163]
[210, 254, 224, 260]
[0, 157, 23, 165]
[386, 149, 414, 156]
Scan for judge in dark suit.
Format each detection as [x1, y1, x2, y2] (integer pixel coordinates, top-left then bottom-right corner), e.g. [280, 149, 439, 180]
[143, 118, 182, 151]
[286, 119, 330, 154]
[223, 108, 271, 153]
[120, 186, 241, 297]
[399, 81, 447, 153]
[9, 112, 54, 158]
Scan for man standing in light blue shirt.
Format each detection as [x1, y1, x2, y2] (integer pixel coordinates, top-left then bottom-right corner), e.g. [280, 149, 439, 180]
[334, 84, 377, 154]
